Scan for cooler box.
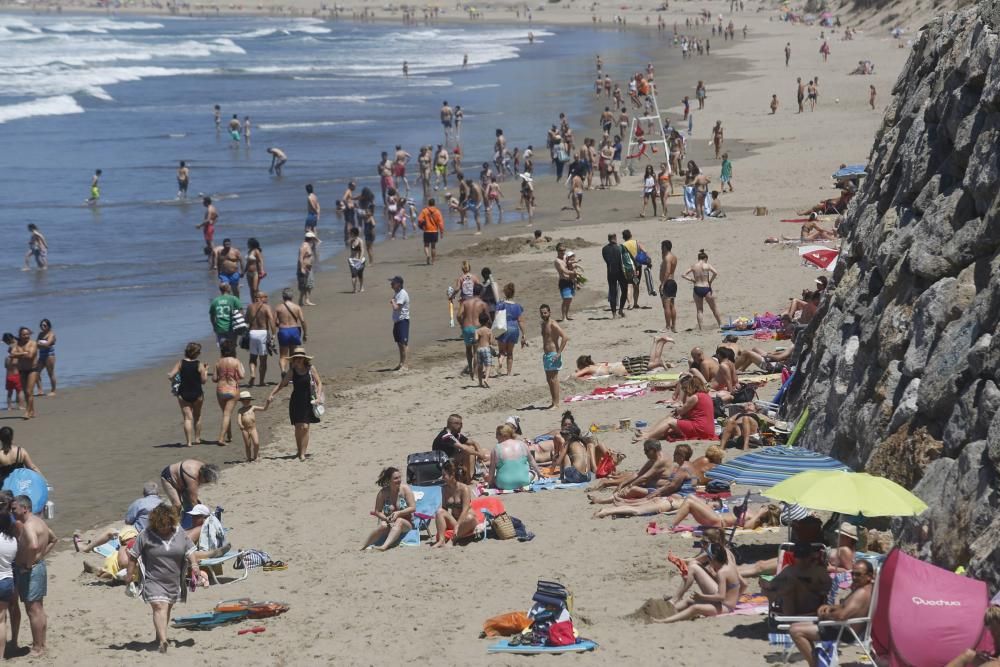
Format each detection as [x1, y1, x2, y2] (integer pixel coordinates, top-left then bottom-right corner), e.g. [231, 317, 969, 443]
[406, 451, 448, 486]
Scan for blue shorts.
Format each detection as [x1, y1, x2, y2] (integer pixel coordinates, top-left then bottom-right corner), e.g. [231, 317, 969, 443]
[15, 561, 46, 602]
[277, 326, 302, 348]
[560, 286, 575, 300]
[393, 319, 410, 345]
[462, 326, 477, 346]
[305, 212, 318, 229]
[543, 352, 562, 372]
[0, 577, 12, 601]
[498, 328, 520, 345]
[219, 271, 241, 290]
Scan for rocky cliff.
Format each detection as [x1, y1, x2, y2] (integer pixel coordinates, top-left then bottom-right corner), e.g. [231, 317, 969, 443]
[785, 2, 1000, 587]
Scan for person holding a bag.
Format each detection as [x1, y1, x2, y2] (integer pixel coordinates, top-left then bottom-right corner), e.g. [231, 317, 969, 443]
[621, 229, 651, 309]
[266, 346, 322, 461]
[496, 283, 526, 377]
[208, 282, 242, 348]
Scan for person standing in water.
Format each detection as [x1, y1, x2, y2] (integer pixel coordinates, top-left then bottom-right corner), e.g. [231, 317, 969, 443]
[243, 116, 251, 145]
[86, 169, 101, 205]
[176, 161, 189, 199]
[402, 60, 409, 77]
[682, 249, 722, 330]
[297, 232, 319, 307]
[196, 197, 217, 266]
[213, 104, 221, 130]
[227, 114, 241, 144]
[267, 147, 287, 176]
[305, 184, 320, 232]
[23, 224, 47, 271]
[440, 101, 454, 144]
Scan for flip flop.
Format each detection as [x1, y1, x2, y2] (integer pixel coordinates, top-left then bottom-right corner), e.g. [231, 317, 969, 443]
[238, 626, 266, 635]
[262, 561, 287, 571]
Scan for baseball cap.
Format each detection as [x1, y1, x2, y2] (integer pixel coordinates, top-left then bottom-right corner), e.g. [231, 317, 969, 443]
[389, 275, 404, 285]
[186, 504, 212, 517]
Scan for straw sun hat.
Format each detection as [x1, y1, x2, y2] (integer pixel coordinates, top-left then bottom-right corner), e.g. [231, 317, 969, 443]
[288, 347, 313, 361]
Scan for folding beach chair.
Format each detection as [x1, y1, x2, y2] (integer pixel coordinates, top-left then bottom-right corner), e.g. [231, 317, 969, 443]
[774, 560, 881, 664]
[199, 550, 250, 586]
[404, 485, 443, 546]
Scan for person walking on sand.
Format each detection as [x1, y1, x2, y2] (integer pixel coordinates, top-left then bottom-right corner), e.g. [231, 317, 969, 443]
[23, 224, 47, 271]
[212, 339, 244, 445]
[167, 342, 207, 447]
[603, 233, 629, 319]
[496, 282, 526, 377]
[473, 312, 494, 388]
[347, 227, 367, 294]
[539, 304, 569, 409]
[770, 94, 779, 114]
[196, 197, 217, 265]
[796, 77, 805, 114]
[720, 153, 734, 192]
[660, 240, 679, 332]
[267, 147, 287, 176]
[245, 238, 266, 302]
[784, 42, 791, 67]
[267, 347, 322, 461]
[10, 328, 38, 420]
[417, 198, 445, 265]
[215, 238, 243, 299]
[696, 81, 706, 110]
[297, 231, 319, 306]
[14, 494, 56, 658]
[554, 244, 577, 322]
[176, 161, 189, 199]
[712, 121, 724, 159]
[305, 183, 320, 232]
[245, 291, 275, 387]
[389, 276, 410, 372]
[869, 84, 877, 110]
[458, 286, 488, 378]
[274, 288, 306, 373]
[683, 249, 722, 330]
[236, 391, 267, 463]
[86, 169, 101, 205]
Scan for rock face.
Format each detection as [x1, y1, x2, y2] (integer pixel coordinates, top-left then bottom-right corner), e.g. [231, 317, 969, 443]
[785, 2, 1000, 588]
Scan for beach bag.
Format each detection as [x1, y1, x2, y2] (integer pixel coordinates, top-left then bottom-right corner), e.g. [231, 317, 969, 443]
[815, 641, 839, 667]
[310, 373, 325, 419]
[732, 383, 757, 404]
[548, 621, 576, 647]
[492, 302, 508, 337]
[170, 372, 182, 397]
[482, 611, 532, 638]
[490, 512, 516, 540]
[595, 452, 617, 478]
[234, 549, 271, 570]
[347, 257, 366, 272]
[635, 248, 652, 267]
[620, 246, 636, 282]
[406, 450, 449, 485]
[230, 309, 249, 334]
[238, 333, 250, 350]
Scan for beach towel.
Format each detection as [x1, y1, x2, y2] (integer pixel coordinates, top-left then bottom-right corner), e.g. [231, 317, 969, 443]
[563, 383, 647, 403]
[726, 593, 769, 616]
[487, 639, 598, 654]
[478, 478, 589, 496]
[625, 372, 680, 382]
[683, 185, 696, 211]
[667, 216, 699, 223]
[401, 486, 442, 546]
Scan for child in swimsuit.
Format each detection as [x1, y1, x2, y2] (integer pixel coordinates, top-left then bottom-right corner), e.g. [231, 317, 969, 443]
[473, 313, 494, 388]
[236, 391, 268, 462]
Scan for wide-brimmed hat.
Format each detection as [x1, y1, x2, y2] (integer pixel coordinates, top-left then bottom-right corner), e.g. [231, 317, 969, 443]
[288, 346, 313, 361]
[304, 231, 319, 240]
[239, 390, 252, 400]
[837, 522, 858, 541]
[519, 172, 533, 183]
[186, 504, 212, 517]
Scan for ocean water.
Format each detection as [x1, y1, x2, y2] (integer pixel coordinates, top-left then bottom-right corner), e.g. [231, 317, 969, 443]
[0, 14, 668, 387]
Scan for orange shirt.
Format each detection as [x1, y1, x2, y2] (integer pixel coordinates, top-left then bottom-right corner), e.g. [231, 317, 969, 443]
[418, 207, 445, 233]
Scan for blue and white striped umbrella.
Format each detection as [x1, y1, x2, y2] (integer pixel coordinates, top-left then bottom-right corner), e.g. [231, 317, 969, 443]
[706, 446, 850, 488]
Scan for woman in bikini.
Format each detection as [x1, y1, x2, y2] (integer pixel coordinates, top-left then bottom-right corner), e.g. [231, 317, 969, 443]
[682, 249, 722, 330]
[669, 498, 782, 531]
[159, 459, 220, 512]
[657, 163, 671, 216]
[486, 176, 503, 223]
[362, 467, 416, 552]
[655, 542, 745, 623]
[431, 461, 479, 548]
[450, 261, 479, 304]
[244, 238, 266, 302]
[212, 339, 244, 445]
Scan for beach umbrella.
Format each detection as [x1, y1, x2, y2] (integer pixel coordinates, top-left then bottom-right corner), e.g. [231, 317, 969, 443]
[705, 446, 850, 488]
[763, 470, 928, 517]
[799, 245, 839, 271]
[832, 164, 866, 179]
[2, 469, 49, 514]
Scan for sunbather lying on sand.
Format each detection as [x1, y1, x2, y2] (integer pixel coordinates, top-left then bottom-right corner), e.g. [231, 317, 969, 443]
[574, 334, 675, 378]
[783, 217, 838, 243]
[719, 404, 778, 450]
[669, 497, 782, 531]
[797, 190, 853, 216]
[590, 443, 695, 512]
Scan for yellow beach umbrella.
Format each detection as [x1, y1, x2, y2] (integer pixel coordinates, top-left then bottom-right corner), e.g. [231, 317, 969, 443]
[763, 470, 928, 517]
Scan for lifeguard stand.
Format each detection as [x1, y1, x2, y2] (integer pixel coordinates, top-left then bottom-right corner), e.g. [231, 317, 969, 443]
[623, 87, 670, 176]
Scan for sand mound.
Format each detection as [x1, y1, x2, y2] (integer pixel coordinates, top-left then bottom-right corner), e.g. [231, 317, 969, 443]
[627, 598, 676, 623]
[447, 236, 598, 258]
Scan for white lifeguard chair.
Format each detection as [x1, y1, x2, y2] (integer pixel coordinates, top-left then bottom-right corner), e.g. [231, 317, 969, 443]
[623, 86, 670, 176]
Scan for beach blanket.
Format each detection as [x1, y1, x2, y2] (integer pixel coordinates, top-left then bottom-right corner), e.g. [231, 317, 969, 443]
[487, 639, 598, 654]
[563, 383, 647, 403]
[667, 216, 699, 223]
[727, 593, 769, 616]
[625, 372, 680, 382]
[479, 478, 589, 496]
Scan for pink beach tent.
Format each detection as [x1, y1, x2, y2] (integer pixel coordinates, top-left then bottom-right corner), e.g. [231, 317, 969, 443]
[872, 549, 995, 666]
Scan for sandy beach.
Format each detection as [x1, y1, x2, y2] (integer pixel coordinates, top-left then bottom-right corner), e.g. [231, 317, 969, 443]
[3, 2, 920, 664]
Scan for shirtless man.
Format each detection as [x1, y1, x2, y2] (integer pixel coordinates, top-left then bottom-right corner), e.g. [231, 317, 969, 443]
[297, 231, 319, 306]
[227, 114, 241, 143]
[305, 183, 320, 232]
[796, 77, 805, 114]
[245, 292, 276, 387]
[215, 239, 243, 299]
[10, 328, 38, 419]
[570, 172, 584, 220]
[14, 495, 57, 657]
[274, 288, 307, 373]
[440, 101, 454, 143]
[693, 170, 711, 220]
[466, 178, 484, 233]
[588, 439, 671, 500]
[690, 347, 720, 385]
[660, 240, 679, 332]
[196, 197, 218, 265]
[176, 161, 189, 199]
[554, 244, 577, 322]
[393, 144, 411, 195]
[539, 304, 569, 409]
[599, 107, 614, 135]
[267, 147, 287, 176]
[434, 145, 449, 190]
[342, 181, 357, 245]
[457, 286, 488, 378]
[787, 290, 821, 324]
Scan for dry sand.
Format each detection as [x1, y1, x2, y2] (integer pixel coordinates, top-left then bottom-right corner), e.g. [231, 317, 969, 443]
[27, 5, 914, 665]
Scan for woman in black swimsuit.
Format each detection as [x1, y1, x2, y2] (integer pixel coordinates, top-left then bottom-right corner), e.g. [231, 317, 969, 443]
[167, 342, 208, 448]
[159, 459, 219, 512]
[266, 346, 322, 461]
[0, 427, 41, 485]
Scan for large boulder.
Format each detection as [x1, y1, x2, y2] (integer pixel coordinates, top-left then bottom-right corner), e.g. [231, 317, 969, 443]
[786, 1, 1000, 589]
